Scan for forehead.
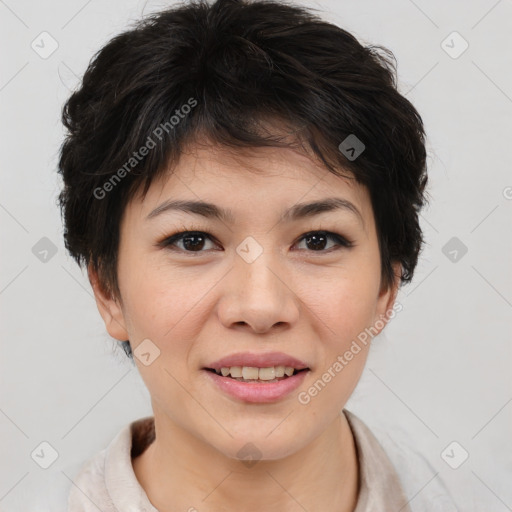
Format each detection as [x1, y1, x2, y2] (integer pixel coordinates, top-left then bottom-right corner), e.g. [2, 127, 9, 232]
[129, 143, 373, 231]
[165, 143, 354, 187]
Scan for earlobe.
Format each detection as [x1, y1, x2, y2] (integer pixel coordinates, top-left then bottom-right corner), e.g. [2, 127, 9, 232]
[87, 264, 129, 341]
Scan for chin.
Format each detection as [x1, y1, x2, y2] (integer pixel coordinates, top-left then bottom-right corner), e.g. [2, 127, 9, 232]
[209, 431, 305, 464]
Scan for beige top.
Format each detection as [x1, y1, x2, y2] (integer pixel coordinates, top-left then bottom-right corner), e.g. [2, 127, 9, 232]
[67, 410, 448, 511]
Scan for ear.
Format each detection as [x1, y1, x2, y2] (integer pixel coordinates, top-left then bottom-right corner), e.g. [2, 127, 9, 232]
[87, 264, 129, 341]
[372, 261, 402, 334]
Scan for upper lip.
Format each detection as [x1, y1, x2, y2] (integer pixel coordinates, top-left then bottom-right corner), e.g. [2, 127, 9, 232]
[205, 352, 310, 370]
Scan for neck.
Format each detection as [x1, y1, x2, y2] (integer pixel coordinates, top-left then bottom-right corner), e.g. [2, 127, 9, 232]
[133, 410, 359, 512]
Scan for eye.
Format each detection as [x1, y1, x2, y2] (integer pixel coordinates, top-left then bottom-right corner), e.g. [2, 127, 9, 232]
[294, 231, 353, 252]
[159, 231, 218, 253]
[158, 229, 353, 254]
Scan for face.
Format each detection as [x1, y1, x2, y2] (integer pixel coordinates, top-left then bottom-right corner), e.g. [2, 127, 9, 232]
[91, 142, 400, 462]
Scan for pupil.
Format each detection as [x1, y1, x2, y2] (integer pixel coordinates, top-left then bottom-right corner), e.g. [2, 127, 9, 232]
[184, 234, 205, 251]
[306, 233, 326, 251]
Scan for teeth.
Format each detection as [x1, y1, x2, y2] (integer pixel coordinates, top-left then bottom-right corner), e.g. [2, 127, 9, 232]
[242, 367, 259, 380]
[275, 365, 285, 377]
[229, 366, 242, 378]
[215, 365, 298, 380]
[258, 367, 275, 380]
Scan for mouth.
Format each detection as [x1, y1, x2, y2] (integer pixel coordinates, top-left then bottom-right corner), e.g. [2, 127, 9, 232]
[203, 366, 309, 384]
[201, 365, 311, 403]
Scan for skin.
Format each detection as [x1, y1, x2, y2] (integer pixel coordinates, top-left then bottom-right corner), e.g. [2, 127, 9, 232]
[89, 142, 401, 512]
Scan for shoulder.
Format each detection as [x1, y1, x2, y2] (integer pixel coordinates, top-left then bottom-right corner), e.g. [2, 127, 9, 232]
[344, 409, 412, 511]
[67, 444, 112, 511]
[67, 417, 154, 512]
[345, 410, 459, 512]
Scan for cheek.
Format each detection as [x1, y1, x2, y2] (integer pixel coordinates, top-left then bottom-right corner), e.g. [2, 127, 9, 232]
[120, 266, 199, 407]
[118, 260, 212, 401]
[306, 265, 380, 345]
[302, 283, 376, 412]
[328, 288, 377, 345]
[118, 252, 196, 336]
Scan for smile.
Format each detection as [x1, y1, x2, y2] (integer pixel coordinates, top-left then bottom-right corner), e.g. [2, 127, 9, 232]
[202, 367, 310, 403]
[205, 365, 308, 383]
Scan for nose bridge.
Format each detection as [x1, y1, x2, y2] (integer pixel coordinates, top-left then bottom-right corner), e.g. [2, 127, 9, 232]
[219, 234, 299, 331]
[235, 234, 284, 299]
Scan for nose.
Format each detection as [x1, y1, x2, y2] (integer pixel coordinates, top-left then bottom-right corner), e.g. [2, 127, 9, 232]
[217, 250, 300, 334]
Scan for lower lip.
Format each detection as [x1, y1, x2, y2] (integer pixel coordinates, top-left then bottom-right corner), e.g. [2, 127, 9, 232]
[202, 369, 309, 403]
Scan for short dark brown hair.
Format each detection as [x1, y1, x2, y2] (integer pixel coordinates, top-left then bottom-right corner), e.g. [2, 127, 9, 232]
[57, 0, 429, 358]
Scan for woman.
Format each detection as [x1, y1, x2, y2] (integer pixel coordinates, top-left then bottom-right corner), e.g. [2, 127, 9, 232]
[58, 0, 451, 509]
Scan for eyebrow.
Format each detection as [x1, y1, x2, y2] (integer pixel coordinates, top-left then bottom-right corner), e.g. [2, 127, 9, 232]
[146, 197, 364, 227]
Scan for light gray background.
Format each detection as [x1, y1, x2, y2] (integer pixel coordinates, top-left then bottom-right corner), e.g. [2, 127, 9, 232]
[1, 0, 511, 510]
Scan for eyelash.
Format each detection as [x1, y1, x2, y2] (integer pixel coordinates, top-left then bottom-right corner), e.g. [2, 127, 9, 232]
[156, 225, 354, 255]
